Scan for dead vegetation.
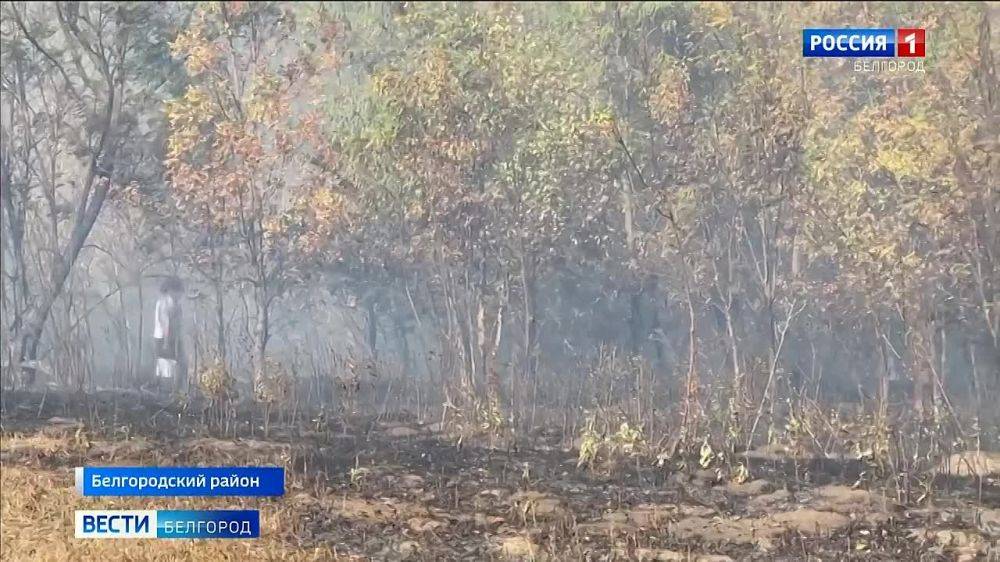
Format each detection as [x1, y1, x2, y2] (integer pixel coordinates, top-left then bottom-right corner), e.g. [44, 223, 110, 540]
[1, 2, 998, 560]
[1, 391, 998, 561]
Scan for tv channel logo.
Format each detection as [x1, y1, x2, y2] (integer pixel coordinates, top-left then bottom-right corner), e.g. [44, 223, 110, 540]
[896, 28, 925, 57]
[75, 510, 259, 539]
[75, 510, 157, 539]
[803, 28, 925, 58]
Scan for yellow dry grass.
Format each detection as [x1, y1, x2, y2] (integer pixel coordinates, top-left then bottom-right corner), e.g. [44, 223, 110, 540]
[938, 451, 1000, 477]
[0, 434, 349, 562]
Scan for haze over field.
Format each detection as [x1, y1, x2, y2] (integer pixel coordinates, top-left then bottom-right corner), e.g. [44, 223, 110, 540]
[1, 2, 998, 560]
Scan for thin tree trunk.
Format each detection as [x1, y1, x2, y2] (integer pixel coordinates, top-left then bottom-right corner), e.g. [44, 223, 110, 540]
[216, 279, 227, 362]
[19, 176, 112, 385]
[520, 252, 537, 380]
[680, 286, 698, 443]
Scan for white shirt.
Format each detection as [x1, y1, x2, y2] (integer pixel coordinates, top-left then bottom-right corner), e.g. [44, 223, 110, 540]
[154, 294, 175, 339]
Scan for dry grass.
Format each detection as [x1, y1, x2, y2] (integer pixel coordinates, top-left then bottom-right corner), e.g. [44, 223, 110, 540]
[2, 408, 997, 561]
[0, 465, 346, 561]
[0, 433, 347, 562]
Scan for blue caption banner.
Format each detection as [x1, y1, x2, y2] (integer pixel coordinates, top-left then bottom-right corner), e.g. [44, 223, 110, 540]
[803, 28, 895, 57]
[76, 509, 259, 539]
[158, 510, 260, 539]
[76, 466, 284, 497]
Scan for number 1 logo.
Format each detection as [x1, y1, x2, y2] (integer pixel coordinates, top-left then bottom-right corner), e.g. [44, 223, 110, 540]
[896, 28, 925, 58]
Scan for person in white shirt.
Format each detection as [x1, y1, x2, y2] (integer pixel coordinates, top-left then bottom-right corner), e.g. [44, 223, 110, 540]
[152, 276, 184, 395]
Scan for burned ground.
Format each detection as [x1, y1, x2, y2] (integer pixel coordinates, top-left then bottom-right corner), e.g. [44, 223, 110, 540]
[1, 391, 997, 561]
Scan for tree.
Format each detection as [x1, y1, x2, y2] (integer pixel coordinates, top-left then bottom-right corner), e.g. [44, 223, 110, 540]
[336, 2, 618, 427]
[165, 2, 347, 377]
[1, 1, 181, 386]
